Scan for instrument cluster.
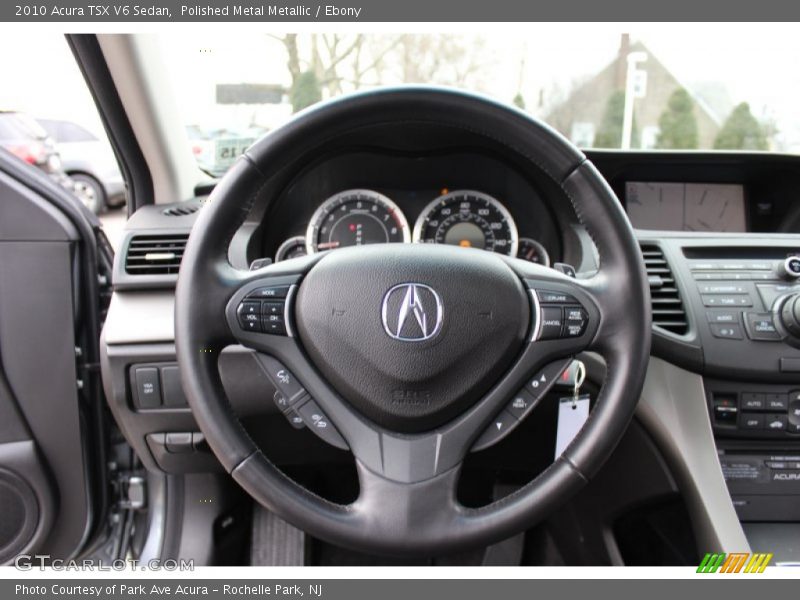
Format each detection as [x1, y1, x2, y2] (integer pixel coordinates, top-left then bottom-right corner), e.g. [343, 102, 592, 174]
[273, 187, 551, 266]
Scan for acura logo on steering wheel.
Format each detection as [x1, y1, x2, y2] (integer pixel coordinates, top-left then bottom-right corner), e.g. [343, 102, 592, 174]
[381, 283, 444, 342]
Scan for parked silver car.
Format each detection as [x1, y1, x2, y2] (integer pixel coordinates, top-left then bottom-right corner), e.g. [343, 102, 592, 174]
[37, 118, 126, 213]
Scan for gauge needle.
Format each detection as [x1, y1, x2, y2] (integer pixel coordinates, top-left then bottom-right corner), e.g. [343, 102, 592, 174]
[318, 241, 341, 250]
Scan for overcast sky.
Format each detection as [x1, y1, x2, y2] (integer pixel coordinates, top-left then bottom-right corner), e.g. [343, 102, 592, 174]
[1, 26, 798, 150]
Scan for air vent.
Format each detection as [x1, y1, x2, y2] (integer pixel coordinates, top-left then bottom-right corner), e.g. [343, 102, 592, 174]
[125, 234, 188, 275]
[162, 204, 200, 217]
[640, 244, 688, 335]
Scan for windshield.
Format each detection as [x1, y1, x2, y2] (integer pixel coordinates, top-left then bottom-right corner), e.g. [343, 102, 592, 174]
[157, 29, 797, 176]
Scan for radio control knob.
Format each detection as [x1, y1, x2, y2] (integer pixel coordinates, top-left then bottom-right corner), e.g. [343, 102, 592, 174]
[778, 256, 800, 280]
[778, 293, 800, 339]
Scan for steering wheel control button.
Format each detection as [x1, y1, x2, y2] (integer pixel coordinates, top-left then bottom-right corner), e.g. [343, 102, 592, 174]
[134, 367, 162, 409]
[539, 306, 564, 340]
[472, 409, 517, 452]
[262, 301, 284, 316]
[536, 290, 578, 304]
[259, 356, 306, 404]
[563, 306, 588, 337]
[237, 301, 262, 332]
[286, 411, 306, 430]
[506, 389, 539, 420]
[744, 312, 781, 341]
[710, 324, 743, 339]
[297, 400, 348, 450]
[246, 285, 291, 299]
[528, 360, 571, 397]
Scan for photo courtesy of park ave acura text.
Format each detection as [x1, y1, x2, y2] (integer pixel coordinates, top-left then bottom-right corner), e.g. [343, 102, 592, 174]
[1, 6, 800, 588]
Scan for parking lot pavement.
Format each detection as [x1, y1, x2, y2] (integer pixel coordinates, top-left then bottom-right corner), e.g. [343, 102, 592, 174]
[100, 206, 127, 252]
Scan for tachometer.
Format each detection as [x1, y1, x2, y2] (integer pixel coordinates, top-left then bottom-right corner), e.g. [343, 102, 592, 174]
[517, 237, 550, 266]
[412, 190, 518, 256]
[275, 236, 307, 262]
[306, 189, 410, 254]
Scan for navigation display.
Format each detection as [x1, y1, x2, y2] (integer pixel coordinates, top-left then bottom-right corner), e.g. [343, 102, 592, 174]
[625, 182, 747, 232]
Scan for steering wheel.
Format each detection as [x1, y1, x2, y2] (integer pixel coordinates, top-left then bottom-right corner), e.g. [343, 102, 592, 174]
[175, 88, 651, 557]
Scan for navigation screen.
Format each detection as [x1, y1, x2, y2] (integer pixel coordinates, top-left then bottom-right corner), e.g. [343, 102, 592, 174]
[625, 182, 747, 232]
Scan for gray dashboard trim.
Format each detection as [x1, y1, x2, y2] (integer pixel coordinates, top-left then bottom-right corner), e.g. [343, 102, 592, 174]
[635, 356, 749, 553]
[103, 291, 175, 345]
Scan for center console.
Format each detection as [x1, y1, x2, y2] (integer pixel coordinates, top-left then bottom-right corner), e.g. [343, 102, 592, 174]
[643, 235, 800, 534]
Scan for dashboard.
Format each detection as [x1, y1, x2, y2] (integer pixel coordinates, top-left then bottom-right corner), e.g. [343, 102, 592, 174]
[253, 151, 566, 270]
[108, 149, 800, 541]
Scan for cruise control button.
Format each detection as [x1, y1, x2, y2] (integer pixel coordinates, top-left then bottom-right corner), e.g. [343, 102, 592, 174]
[246, 285, 291, 299]
[563, 306, 588, 337]
[472, 409, 517, 452]
[297, 400, 348, 450]
[710, 324, 743, 339]
[536, 290, 578, 304]
[538, 307, 563, 340]
[259, 356, 306, 402]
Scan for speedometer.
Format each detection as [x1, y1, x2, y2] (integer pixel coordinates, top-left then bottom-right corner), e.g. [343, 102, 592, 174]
[412, 190, 518, 256]
[306, 189, 410, 254]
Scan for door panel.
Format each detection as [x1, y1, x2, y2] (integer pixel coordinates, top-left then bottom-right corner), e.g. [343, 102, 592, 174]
[0, 156, 107, 562]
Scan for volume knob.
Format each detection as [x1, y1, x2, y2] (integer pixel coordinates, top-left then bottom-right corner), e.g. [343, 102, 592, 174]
[778, 256, 800, 280]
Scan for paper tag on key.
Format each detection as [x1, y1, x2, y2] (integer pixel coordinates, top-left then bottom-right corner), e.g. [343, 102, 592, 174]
[555, 395, 590, 459]
[554, 360, 589, 459]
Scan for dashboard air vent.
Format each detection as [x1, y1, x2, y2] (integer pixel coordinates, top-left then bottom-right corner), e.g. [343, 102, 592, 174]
[640, 244, 688, 335]
[162, 204, 200, 217]
[124, 234, 188, 275]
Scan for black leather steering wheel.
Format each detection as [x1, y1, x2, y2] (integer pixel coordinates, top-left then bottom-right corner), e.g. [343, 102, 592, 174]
[175, 87, 651, 557]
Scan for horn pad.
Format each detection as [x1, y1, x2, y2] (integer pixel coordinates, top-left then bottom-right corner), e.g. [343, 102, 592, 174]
[295, 244, 529, 433]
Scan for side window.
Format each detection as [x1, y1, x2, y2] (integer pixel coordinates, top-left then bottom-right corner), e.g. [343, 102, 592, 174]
[59, 121, 98, 143]
[0, 33, 127, 241]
